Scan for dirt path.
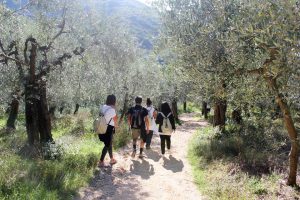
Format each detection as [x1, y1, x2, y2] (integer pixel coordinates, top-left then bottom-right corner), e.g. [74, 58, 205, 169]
[77, 113, 208, 200]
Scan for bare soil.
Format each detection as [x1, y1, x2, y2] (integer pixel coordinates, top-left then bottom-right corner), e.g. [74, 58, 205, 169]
[77, 113, 207, 200]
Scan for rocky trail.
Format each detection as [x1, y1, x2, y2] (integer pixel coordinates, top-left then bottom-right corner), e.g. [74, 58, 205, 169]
[77, 113, 208, 200]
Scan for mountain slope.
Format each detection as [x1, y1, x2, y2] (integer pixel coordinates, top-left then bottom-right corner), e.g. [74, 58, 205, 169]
[96, 0, 160, 49]
[4, 0, 160, 50]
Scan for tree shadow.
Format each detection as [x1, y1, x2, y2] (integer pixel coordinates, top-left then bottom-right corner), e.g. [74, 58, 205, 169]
[129, 159, 155, 179]
[162, 155, 184, 173]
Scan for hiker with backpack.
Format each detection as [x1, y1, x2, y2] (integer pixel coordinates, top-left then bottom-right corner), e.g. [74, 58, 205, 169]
[97, 94, 118, 167]
[156, 102, 176, 156]
[127, 96, 150, 158]
[145, 98, 157, 149]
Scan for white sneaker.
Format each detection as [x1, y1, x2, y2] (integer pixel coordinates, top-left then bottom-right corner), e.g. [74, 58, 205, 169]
[166, 149, 172, 155]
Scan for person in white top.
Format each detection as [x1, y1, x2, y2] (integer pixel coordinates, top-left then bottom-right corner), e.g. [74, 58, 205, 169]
[98, 95, 118, 167]
[146, 98, 157, 149]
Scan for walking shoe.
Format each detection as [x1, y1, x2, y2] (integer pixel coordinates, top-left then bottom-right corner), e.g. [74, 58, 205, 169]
[146, 145, 151, 150]
[138, 153, 144, 159]
[110, 158, 117, 165]
[166, 148, 172, 155]
[98, 161, 110, 168]
[131, 151, 136, 158]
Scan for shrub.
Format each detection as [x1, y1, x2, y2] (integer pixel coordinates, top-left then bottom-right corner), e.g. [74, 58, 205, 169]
[114, 123, 131, 149]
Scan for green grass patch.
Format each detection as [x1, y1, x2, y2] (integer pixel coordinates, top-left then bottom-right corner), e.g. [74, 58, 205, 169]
[0, 110, 132, 199]
[114, 123, 131, 149]
[188, 125, 300, 199]
[178, 102, 201, 114]
[0, 116, 6, 129]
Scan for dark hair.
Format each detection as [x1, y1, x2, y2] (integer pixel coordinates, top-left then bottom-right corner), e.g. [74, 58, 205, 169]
[135, 96, 142, 104]
[160, 101, 172, 115]
[146, 98, 152, 106]
[106, 94, 116, 106]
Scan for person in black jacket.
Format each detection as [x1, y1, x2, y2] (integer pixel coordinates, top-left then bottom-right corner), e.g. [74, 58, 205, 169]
[156, 102, 176, 156]
[127, 96, 150, 158]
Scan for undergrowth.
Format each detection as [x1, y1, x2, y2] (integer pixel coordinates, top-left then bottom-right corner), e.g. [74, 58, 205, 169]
[0, 110, 131, 199]
[188, 120, 300, 199]
[178, 102, 201, 114]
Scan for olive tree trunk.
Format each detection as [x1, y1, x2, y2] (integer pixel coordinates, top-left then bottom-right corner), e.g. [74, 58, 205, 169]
[120, 92, 129, 122]
[74, 103, 80, 115]
[172, 99, 179, 121]
[202, 101, 208, 119]
[266, 77, 298, 186]
[213, 99, 227, 130]
[25, 38, 53, 145]
[6, 94, 20, 129]
[183, 101, 187, 112]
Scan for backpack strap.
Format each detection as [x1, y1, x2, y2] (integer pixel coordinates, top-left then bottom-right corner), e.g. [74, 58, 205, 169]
[107, 118, 113, 125]
[159, 112, 166, 118]
[159, 112, 171, 118]
[167, 112, 172, 118]
[100, 107, 114, 124]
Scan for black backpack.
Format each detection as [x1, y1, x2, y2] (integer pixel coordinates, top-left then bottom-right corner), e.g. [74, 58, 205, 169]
[131, 107, 143, 129]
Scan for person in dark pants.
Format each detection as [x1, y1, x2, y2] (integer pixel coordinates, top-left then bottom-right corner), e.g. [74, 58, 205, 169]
[156, 102, 176, 156]
[98, 95, 118, 167]
[127, 96, 150, 158]
[146, 98, 157, 149]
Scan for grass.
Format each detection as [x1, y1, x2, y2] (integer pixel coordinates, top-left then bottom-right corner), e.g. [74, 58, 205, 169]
[0, 116, 6, 129]
[188, 125, 300, 199]
[0, 111, 131, 200]
[178, 102, 201, 114]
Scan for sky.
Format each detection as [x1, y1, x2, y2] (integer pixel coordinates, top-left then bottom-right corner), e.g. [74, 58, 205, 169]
[136, 0, 154, 6]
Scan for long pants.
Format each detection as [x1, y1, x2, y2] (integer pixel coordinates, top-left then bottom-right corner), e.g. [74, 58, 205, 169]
[160, 135, 171, 154]
[100, 134, 113, 161]
[146, 130, 154, 147]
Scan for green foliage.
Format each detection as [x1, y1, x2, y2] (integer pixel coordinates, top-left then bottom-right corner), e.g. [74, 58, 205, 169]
[0, 112, 103, 199]
[178, 102, 201, 114]
[113, 123, 131, 149]
[0, 153, 98, 200]
[188, 125, 299, 199]
[193, 118, 288, 170]
[0, 116, 6, 130]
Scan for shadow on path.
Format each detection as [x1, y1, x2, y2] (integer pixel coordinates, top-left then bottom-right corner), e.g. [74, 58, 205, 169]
[129, 159, 155, 180]
[162, 155, 184, 173]
[144, 149, 161, 162]
[77, 166, 143, 200]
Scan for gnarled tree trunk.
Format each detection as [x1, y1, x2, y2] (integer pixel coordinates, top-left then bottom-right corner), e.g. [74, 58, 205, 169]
[202, 101, 208, 119]
[213, 99, 227, 130]
[37, 82, 53, 143]
[120, 92, 129, 122]
[172, 99, 179, 121]
[232, 109, 242, 124]
[25, 37, 53, 145]
[49, 106, 56, 119]
[59, 106, 64, 114]
[266, 77, 298, 186]
[74, 103, 80, 115]
[183, 101, 187, 112]
[6, 93, 20, 129]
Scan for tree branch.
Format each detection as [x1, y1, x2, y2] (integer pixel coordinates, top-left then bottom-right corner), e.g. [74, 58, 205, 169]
[0, 53, 28, 66]
[41, 6, 67, 52]
[0, 0, 36, 23]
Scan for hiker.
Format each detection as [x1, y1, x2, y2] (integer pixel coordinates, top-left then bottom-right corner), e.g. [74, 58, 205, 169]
[98, 94, 118, 167]
[145, 98, 157, 149]
[127, 96, 150, 158]
[156, 102, 176, 156]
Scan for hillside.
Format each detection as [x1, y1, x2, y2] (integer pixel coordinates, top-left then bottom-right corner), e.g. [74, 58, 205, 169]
[4, 0, 160, 50]
[96, 0, 160, 49]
